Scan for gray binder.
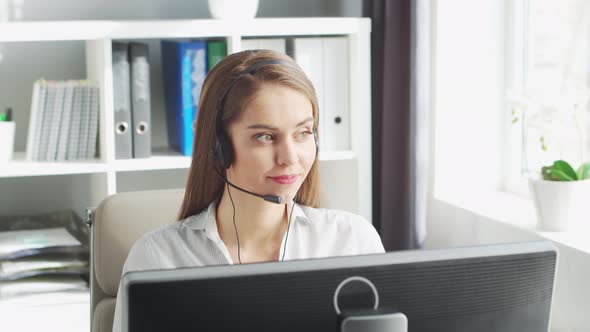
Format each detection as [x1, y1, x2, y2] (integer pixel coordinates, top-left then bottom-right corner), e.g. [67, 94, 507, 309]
[129, 42, 151, 159]
[112, 42, 133, 159]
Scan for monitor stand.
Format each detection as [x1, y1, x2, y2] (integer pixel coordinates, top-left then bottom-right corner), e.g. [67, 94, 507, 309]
[339, 308, 408, 332]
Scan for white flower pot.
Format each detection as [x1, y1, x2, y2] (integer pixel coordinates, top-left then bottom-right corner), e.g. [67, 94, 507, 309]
[207, 0, 259, 20]
[529, 178, 590, 231]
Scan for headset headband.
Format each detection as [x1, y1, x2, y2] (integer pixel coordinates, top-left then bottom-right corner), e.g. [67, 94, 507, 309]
[215, 59, 293, 138]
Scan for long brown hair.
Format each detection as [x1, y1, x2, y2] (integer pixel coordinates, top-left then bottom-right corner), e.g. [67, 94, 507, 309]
[177, 50, 322, 220]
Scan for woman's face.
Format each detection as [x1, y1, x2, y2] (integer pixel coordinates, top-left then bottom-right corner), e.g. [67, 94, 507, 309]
[226, 84, 316, 202]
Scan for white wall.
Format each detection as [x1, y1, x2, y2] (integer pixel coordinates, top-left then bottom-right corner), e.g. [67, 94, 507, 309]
[431, 0, 505, 202]
[427, 1, 590, 330]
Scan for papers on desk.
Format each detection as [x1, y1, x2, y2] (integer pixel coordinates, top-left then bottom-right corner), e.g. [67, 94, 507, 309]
[0, 275, 88, 299]
[0, 228, 81, 259]
[0, 256, 88, 281]
[0, 211, 90, 300]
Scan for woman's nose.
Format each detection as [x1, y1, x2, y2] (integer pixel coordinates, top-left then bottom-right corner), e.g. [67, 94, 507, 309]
[276, 139, 298, 166]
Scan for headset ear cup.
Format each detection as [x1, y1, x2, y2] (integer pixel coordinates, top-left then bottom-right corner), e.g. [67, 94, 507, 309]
[213, 140, 225, 169]
[222, 141, 233, 169]
[217, 134, 233, 169]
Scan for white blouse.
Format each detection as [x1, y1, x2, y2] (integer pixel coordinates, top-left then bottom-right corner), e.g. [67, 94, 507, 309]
[112, 202, 385, 332]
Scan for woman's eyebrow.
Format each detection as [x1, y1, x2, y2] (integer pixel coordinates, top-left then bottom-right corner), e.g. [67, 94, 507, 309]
[246, 117, 314, 130]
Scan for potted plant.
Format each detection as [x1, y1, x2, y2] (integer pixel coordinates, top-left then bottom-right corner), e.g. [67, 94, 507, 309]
[529, 160, 590, 231]
[508, 88, 590, 231]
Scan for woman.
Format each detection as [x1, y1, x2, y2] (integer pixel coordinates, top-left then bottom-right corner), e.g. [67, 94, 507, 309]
[112, 49, 384, 331]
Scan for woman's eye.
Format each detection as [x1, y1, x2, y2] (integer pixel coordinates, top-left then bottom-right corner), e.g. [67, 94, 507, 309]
[297, 130, 313, 139]
[255, 133, 274, 142]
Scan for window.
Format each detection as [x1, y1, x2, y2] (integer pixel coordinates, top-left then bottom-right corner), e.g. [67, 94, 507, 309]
[505, 0, 590, 195]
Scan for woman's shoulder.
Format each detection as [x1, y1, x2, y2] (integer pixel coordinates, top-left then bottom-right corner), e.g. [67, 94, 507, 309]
[297, 205, 385, 254]
[130, 206, 210, 250]
[122, 210, 208, 272]
[122, 222, 183, 270]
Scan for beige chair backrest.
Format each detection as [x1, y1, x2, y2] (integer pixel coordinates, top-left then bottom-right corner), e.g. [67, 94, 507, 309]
[90, 189, 185, 332]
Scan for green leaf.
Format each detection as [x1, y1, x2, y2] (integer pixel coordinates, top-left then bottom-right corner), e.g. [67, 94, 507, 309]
[551, 160, 578, 181]
[541, 160, 578, 181]
[577, 162, 590, 180]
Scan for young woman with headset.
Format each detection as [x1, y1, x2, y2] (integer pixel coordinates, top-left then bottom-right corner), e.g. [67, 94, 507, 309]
[112, 49, 384, 332]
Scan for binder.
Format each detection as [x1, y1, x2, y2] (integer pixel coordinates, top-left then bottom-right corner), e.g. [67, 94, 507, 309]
[86, 83, 100, 159]
[288, 37, 351, 151]
[80, 84, 93, 160]
[66, 85, 83, 160]
[207, 40, 227, 71]
[161, 40, 207, 156]
[32, 81, 49, 161]
[46, 81, 66, 161]
[56, 81, 75, 161]
[26, 80, 46, 161]
[322, 37, 350, 150]
[287, 38, 325, 150]
[129, 42, 151, 159]
[38, 81, 56, 161]
[112, 42, 133, 159]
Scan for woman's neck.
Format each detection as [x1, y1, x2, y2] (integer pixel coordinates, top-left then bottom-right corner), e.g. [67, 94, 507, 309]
[216, 186, 289, 256]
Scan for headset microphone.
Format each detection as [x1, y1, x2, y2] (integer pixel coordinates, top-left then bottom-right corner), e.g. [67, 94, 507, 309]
[213, 168, 284, 204]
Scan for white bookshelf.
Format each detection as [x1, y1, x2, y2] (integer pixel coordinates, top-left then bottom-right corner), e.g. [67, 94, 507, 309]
[0, 17, 372, 221]
[0, 17, 372, 332]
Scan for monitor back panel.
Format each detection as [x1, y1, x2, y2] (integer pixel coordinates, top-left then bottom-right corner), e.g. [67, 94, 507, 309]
[128, 251, 556, 332]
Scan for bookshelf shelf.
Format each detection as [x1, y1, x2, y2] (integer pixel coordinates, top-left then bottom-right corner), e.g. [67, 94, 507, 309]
[0, 152, 106, 178]
[111, 154, 191, 172]
[0, 18, 366, 42]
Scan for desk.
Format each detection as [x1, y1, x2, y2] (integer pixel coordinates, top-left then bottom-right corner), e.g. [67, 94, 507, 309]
[0, 291, 89, 332]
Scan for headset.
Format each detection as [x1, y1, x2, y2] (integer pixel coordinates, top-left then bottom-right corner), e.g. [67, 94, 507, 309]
[210, 58, 319, 264]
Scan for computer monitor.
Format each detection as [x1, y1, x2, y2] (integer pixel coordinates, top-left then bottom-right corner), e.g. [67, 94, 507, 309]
[120, 240, 557, 332]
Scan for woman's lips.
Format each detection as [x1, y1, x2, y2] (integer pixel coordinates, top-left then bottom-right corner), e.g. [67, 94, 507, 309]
[269, 175, 299, 184]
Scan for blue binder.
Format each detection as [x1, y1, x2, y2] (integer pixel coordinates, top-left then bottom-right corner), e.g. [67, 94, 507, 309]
[161, 40, 208, 156]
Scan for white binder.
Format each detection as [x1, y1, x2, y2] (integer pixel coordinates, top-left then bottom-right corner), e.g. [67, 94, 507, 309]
[25, 80, 46, 161]
[288, 37, 351, 152]
[322, 36, 350, 151]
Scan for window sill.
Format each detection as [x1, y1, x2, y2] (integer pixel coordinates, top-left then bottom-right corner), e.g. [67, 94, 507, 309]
[434, 189, 590, 255]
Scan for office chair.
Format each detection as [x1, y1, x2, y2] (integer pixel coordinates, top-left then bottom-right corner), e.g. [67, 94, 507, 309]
[88, 189, 185, 332]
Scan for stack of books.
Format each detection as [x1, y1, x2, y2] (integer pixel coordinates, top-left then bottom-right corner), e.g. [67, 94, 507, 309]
[0, 211, 89, 300]
[25, 80, 100, 162]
